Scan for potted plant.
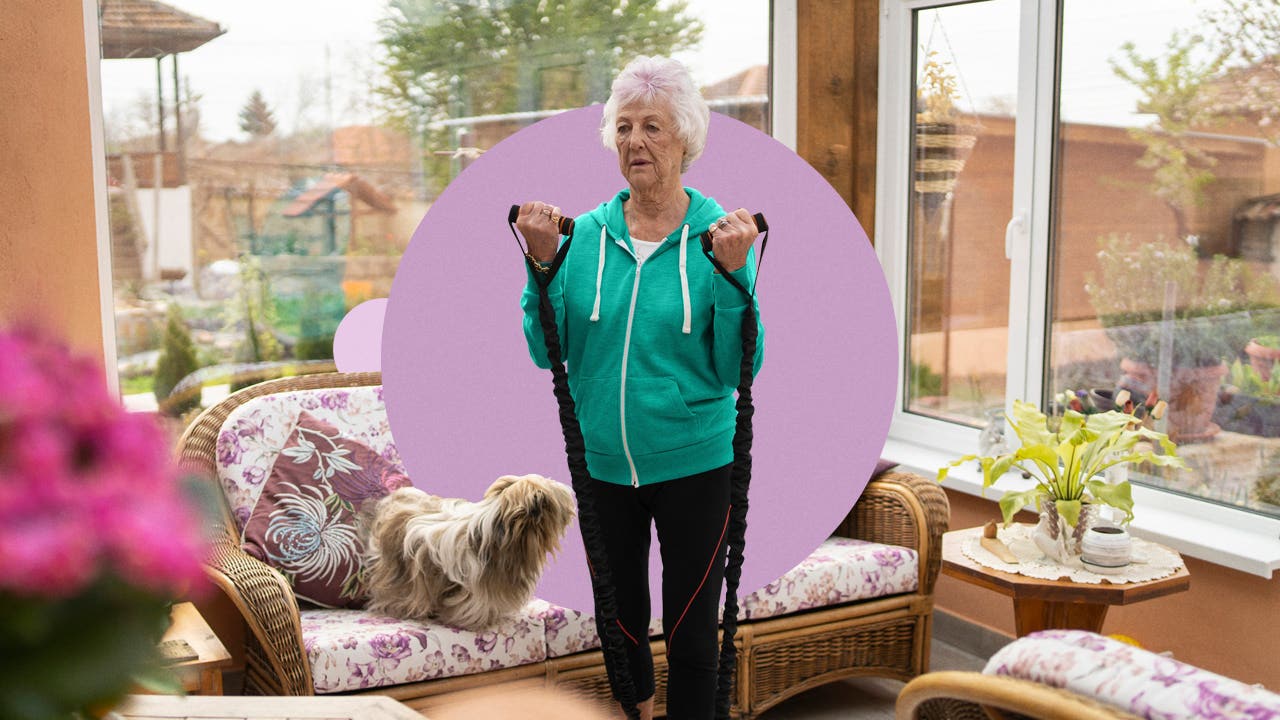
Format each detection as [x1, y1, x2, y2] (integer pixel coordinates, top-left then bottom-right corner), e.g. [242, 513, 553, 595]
[1245, 334, 1280, 382]
[938, 399, 1187, 563]
[0, 327, 209, 718]
[1214, 359, 1280, 437]
[1085, 234, 1278, 442]
[914, 51, 977, 197]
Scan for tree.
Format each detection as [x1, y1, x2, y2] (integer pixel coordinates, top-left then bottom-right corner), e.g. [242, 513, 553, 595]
[239, 89, 278, 137]
[153, 303, 201, 416]
[1201, 0, 1280, 145]
[1110, 33, 1229, 241]
[377, 0, 704, 144]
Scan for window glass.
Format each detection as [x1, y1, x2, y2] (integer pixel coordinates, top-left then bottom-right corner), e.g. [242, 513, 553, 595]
[905, 0, 1018, 426]
[1049, 0, 1280, 518]
[98, 0, 770, 427]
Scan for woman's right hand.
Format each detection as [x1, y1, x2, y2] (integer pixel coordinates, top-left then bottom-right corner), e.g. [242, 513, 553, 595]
[516, 201, 563, 262]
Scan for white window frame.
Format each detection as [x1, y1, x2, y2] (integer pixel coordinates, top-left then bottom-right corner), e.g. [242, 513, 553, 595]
[83, 0, 119, 396]
[876, 0, 1280, 577]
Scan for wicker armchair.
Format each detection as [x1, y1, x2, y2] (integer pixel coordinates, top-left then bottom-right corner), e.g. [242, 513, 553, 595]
[897, 630, 1280, 720]
[178, 372, 949, 717]
[896, 672, 1141, 720]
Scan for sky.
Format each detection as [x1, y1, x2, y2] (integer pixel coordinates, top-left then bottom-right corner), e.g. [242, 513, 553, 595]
[97, 0, 770, 143]
[916, 0, 1227, 128]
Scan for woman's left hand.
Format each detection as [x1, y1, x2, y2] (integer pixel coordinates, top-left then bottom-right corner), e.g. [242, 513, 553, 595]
[708, 209, 758, 273]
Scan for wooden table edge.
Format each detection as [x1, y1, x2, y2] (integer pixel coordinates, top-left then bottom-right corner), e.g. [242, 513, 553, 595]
[941, 526, 1191, 605]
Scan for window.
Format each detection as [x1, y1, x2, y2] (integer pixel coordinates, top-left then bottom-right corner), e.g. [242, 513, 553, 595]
[95, 0, 770, 423]
[880, 0, 1280, 571]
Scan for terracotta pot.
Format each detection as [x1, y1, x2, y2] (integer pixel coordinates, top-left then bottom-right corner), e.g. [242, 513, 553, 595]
[1245, 339, 1280, 382]
[1119, 359, 1227, 442]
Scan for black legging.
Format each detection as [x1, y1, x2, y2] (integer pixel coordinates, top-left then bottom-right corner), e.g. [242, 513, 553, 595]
[589, 463, 733, 720]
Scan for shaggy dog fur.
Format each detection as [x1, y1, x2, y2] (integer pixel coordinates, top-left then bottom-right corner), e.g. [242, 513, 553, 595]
[362, 474, 576, 630]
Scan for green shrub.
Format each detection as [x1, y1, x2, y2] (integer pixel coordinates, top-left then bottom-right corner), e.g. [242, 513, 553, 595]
[910, 361, 944, 399]
[153, 305, 200, 416]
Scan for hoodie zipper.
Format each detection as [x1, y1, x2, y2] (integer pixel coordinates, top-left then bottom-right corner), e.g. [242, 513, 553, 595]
[617, 238, 642, 487]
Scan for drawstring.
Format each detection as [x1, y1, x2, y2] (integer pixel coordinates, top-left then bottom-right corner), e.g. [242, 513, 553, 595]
[594, 223, 691, 334]
[590, 225, 607, 322]
[679, 224, 691, 334]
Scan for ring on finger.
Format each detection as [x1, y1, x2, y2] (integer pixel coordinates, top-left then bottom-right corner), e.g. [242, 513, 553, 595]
[717, 218, 730, 229]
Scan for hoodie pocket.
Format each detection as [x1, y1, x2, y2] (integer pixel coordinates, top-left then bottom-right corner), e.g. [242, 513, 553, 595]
[623, 376, 703, 455]
[576, 376, 704, 457]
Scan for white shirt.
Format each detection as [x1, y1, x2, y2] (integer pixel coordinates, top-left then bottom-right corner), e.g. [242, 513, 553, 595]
[632, 238, 663, 264]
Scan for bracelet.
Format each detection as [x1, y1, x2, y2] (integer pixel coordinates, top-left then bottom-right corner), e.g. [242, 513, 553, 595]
[526, 253, 552, 273]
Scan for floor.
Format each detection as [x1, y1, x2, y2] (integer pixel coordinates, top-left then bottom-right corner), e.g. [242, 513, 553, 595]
[756, 637, 989, 720]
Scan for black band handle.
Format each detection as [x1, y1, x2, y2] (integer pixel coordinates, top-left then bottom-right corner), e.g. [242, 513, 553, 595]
[699, 213, 767, 253]
[509, 204, 575, 237]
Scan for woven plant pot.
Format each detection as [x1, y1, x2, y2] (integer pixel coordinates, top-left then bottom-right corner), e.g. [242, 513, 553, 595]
[913, 122, 978, 195]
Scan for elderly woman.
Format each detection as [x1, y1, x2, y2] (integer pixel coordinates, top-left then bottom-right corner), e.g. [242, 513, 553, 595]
[516, 55, 763, 720]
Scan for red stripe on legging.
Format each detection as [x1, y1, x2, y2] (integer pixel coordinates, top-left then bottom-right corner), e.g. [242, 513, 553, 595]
[616, 619, 640, 646]
[665, 503, 732, 654]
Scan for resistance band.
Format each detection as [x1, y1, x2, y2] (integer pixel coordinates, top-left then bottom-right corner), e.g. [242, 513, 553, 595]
[507, 205, 768, 720]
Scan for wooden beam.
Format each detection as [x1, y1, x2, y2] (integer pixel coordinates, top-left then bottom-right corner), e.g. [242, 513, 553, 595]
[796, 0, 880, 243]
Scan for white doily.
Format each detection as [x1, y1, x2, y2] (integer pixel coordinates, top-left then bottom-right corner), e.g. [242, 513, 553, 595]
[959, 524, 1184, 584]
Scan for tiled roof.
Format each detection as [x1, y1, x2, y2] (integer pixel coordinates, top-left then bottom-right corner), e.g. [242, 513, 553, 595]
[701, 65, 768, 99]
[99, 0, 225, 59]
[281, 173, 396, 217]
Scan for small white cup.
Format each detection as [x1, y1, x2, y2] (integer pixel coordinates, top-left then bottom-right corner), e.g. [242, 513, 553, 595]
[1081, 525, 1131, 573]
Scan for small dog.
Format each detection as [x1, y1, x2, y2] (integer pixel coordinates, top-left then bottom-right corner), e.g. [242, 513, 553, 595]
[363, 474, 576, 630]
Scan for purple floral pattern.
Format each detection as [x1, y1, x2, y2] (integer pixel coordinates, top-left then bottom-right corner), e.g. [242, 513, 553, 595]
[215, 387, 404, 528]
[985, 630, 1280, 720]
[532, 537, 918, 658]
[301, 606, 546, 693]
[737, 537, 918, 621]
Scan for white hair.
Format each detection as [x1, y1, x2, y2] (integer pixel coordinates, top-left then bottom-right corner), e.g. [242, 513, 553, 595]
[600, 56, 710, 173]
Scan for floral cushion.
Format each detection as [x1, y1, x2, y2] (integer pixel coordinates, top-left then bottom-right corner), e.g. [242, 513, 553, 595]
[738, 536, 918, 621]
[984, 630, 1280, 720]
[302, 606, 547, 694]
[532, 599, 665, 659]
[215, 386, 404, 530]
[239, 411, 411, 608]
[535, 536, 919, 658]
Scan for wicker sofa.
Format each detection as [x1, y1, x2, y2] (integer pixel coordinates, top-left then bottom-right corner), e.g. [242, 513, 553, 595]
[896, 630, 1280, 720]
[178, 372, 948, 718]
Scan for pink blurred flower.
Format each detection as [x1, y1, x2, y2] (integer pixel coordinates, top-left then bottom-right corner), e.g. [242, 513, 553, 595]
[0, 327, 208, 600]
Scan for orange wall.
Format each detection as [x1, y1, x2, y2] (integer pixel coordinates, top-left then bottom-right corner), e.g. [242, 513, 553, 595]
[937, 488, 1280, 687]
[0, 0, 105, 357]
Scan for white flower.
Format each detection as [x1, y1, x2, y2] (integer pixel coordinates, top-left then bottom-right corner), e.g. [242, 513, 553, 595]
[264, 482, 359, 585]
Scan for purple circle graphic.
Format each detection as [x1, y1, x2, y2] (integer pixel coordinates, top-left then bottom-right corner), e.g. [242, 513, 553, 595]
[382, 107, 897, 614]
[334, 298, 388, 372]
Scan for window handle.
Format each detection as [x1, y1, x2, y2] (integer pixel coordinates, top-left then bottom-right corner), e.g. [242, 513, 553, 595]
[1004, 210, 1026, 260]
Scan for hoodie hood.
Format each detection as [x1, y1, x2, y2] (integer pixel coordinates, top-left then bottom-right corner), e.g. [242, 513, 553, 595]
[594, 186, 725, 246]
[586, 187, 725, 334]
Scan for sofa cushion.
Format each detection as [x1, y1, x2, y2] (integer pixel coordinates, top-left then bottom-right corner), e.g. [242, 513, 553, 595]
[984, 629, 1280, 720]
[216, 386, 405, 530]
[239, 411, 411, 608]
[535, 536, 919, 658]
[738, 536, 918, 620]
[302, 606, 548, 694]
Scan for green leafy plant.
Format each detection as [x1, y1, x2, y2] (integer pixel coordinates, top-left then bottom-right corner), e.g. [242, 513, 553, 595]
[910, 360, 944, 399]
[1085, 234, 1279, 368]
[1228, 359, 1280, 403]
[152, 304, 201, 416]
[938, 400, 1188, 528]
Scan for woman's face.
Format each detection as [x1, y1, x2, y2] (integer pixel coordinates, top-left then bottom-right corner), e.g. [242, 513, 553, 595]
[614, 100, 686, 193]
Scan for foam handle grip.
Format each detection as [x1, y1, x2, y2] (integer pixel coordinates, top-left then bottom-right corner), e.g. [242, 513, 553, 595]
[509, 204, 575, 237]
[699, 212, 768, 253]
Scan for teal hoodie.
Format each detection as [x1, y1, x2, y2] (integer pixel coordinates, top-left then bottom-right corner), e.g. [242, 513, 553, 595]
[522, 187, 764, 487]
